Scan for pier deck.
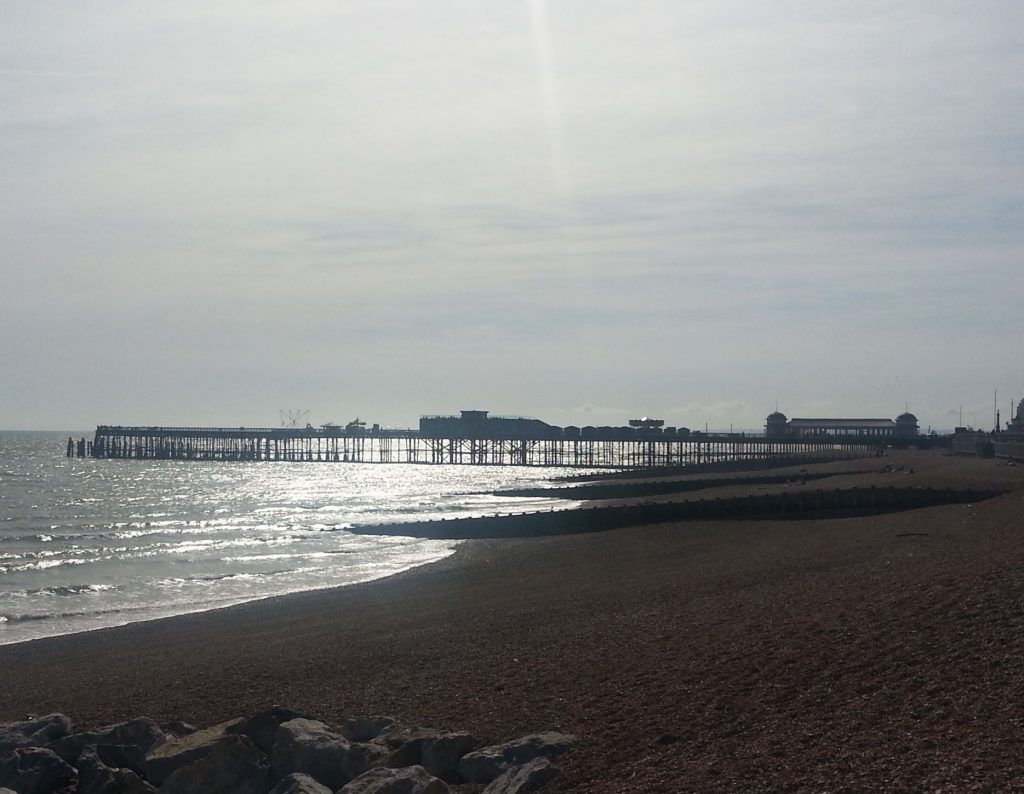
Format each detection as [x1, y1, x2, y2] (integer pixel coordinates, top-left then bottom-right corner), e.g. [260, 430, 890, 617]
[69, 425, 873, 468]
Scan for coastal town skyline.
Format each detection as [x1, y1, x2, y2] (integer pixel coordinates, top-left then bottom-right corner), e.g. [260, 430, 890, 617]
[3, 2, 1022, 432]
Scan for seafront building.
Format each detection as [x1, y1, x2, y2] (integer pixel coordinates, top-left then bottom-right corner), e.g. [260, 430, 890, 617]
[765, 411, 919, 440]
[951, 398, 1024, 461]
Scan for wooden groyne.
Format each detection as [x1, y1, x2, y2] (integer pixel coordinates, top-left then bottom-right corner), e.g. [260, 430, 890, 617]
[353, 486, 1003, 539]
[68, 425, 874, 469]
[494, 469, 864, 500]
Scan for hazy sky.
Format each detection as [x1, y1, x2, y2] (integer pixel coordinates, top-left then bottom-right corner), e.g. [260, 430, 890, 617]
[3, 2, 1022, 432]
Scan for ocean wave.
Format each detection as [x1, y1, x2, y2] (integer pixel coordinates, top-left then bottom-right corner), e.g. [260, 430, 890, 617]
[1, 558, 88, 572]
[2, 547, 78, 562]
[156, 536, 304, 556]
[0, 529, 126, 544]
[157, 568, 297, 585]
[111, 524, 210, 540]
[0, 613, 51, 624]
[0, 604, 135, 624]
[220, 553, 300, 563]
[0, 533, 71, 544]
[24, 584, 120, 597]
[109, 521, 294, 540]
[1, 536, 306, 567]
[222, 549, 358, 563]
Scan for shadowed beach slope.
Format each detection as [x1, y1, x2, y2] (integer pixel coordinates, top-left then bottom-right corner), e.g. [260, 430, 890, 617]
[2, 449, 1024, 791]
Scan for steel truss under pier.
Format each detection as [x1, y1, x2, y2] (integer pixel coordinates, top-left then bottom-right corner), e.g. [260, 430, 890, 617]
[71, 426, 873, 468]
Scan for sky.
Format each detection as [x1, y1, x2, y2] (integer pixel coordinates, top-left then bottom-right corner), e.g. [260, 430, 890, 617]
[2, 1, 1023, 432]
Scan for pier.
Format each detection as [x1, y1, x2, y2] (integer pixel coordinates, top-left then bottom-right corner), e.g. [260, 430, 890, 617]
[69, 423, 874, 468]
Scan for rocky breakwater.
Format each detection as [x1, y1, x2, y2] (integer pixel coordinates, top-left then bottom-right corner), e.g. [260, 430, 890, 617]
[0, 708, 576, 794]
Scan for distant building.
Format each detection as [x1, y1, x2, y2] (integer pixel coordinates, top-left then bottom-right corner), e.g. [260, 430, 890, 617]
[628, 418, 664, 430]
[419, 410, 560, 440]
[418, 411, 689, 441]
[1009, 399, 1024, 432]
[765, 411, 919, 440]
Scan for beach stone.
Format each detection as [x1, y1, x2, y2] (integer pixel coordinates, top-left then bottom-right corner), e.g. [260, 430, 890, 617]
[340, 716, 396, 743]
[0, 746, 77, 794]
[100, 718, 166, 753]
[457, 733, 576, 784]
[420, 732, 476, 780]
[157, 733, 269, 794]
[77, 747, 156, 794]
[268, 772, 333, 794]
[22, 714, 73, 744]
[482, 758, 558, 794]
[382, 728, 444, 768]
[270, 718, 352, 791]
[344, 741, 393, 778]
[0, 731, 32, 756]
[47, 732, 90, 764]
[51, 718, 166, 766]
[338, 765, 450, 793]
[160, 721, 198, 739]
[0, 713, 72, 753]
[240, 706, 309, 754]
[143, 717, 245, 786]
[95, 741, 153, 777]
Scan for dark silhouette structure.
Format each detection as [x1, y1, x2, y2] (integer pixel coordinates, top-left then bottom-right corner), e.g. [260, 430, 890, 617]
[766, 411, 919, 441]
[69, 409, 876, 468]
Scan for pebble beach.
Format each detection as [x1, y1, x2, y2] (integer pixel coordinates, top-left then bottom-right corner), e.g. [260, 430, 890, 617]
[2, 449, 1024, 792]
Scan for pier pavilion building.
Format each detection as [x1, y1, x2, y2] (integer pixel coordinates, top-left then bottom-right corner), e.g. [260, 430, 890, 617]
[765, 411, 919, 440]
[419, 410, 562, 440]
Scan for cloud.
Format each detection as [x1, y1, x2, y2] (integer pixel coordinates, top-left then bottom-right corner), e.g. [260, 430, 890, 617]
[2, 1, 1023, 429]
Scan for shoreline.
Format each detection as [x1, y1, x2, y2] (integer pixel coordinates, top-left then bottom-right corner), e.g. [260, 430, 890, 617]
[0, 545, 462, 649]
[4, 449, 1024, 791]
[0, 452, 871, 648]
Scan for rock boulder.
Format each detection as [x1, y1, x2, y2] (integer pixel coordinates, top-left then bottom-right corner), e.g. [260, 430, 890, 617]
[420, 732, 476, 780]
[76, 747, 155, 794]
[338, 765, 450, 794]
[239, 707, 309, 755]
[340, 717, 396, 743]
[458, 733, 576, 784]
[381, 728, 444, 769]
[0, 746, 78, 794]
[158, 733, 269, 794]
[268, 772, 333, 794]
[53, 717, 167, 767]
[270, 718, 351, 791]
[482, 758, 558, 794]
[143, 717, 245, 786]
[0, 713, 72, 755]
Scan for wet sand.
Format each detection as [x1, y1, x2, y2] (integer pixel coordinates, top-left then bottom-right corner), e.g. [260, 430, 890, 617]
[2, 449, 1024, 792]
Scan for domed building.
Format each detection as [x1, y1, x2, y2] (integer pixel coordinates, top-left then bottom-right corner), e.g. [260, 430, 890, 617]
[765, 409, 919, 441]
[765, 411, 788, 438]
[895, 412, 919, 438]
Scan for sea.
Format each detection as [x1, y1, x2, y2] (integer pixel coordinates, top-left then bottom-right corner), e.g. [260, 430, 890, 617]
[0, 431, 586, 646]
